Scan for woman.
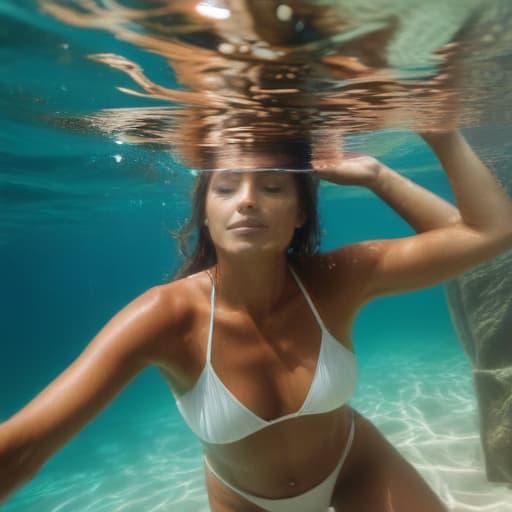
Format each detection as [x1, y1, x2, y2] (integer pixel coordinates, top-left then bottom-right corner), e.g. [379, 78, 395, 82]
[1, 130, 511, 511]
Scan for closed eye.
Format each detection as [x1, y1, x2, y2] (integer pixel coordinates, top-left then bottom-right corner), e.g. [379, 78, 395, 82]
[263, 185, 283, 193]
[215, 186, 235, 194]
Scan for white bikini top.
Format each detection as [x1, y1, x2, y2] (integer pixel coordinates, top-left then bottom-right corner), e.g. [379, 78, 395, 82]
[172, 267, 358, 444]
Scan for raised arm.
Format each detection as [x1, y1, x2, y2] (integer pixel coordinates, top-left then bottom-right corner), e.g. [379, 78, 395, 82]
[0, 285, 177, 504]
[315, 149, 461, 233]
[313, 131, 512, 299]
[367, 154, 461, 233]
[419, 131, 511, 236]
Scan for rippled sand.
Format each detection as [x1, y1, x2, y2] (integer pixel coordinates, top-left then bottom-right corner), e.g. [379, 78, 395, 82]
[4, 351, 511, 511]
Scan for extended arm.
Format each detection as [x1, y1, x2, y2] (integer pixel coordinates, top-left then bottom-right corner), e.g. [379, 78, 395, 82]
[0, 286, 175, 504]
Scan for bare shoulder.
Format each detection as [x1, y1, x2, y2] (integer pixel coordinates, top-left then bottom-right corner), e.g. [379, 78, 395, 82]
[136, 272, 211, 363]
[0, 272, 210, 481]
[294, 241, 381, 302]
[290, 243, 381, 339]
[297, 245, 380, 340]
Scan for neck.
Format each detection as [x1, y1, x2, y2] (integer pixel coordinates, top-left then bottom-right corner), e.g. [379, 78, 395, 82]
[211, 252, 293, 320]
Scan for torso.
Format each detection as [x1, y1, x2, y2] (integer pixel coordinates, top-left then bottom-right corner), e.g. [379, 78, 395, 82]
[155, 252, 366, 499]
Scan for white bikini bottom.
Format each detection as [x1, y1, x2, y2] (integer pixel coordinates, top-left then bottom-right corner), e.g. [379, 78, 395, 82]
[205, 411, 355, 512]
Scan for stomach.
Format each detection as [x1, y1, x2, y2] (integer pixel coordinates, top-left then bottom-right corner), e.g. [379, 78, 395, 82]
[203, 406, 352, 498]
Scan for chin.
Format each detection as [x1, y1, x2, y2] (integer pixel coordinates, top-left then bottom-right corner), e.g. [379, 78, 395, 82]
[231, 243, 289, 258]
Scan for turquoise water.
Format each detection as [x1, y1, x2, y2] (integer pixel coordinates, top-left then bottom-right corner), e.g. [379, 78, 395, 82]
[1, 193, 469, 511]
[2, 1, 512, 511]
[3, 178, 503, 511]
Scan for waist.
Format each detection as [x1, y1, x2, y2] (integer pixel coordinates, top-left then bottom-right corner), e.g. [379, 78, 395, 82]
[203, 406, 353, 498]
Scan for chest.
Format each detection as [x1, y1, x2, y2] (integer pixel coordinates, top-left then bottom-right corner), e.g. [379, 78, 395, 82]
[210, 312, 322, 419]
[168, 293, 354, 421]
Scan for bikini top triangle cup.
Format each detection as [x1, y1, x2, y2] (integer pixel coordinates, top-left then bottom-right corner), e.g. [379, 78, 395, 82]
[173, 267, 358, 445]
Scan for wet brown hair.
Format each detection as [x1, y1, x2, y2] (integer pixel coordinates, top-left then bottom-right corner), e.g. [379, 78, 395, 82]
[173, 143, 320, 279]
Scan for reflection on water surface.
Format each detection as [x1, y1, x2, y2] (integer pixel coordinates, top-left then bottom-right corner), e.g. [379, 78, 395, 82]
[36, 0, 512, 170]
[1, 0, 511, 231]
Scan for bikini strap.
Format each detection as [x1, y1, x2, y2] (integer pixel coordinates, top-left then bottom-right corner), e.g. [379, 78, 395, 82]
[289, 266, 327, 331]
[205, 270, 215, 363]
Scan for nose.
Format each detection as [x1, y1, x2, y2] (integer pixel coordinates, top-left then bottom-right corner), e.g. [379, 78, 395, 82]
[237, 176, 259, 211]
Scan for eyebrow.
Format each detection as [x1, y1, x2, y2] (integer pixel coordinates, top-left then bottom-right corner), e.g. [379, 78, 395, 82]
[218, 169, 292, 177]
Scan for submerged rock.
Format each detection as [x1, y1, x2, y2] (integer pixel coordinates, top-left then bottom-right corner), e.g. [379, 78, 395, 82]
[445, 250, 512, 483]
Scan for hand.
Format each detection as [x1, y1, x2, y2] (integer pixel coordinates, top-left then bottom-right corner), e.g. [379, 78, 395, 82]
[311, 152, 382, 188]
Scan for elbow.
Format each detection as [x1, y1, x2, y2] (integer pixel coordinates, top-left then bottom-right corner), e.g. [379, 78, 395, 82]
[481, 208, 512, 250]
[474, 226, 512, 259]
[461, 215, 512, 247]
[487, 223, 512, 249]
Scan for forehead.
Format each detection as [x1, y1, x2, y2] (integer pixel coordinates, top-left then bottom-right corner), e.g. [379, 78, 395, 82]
[209, 170, 296, 182]
[213, 142, 311, 171]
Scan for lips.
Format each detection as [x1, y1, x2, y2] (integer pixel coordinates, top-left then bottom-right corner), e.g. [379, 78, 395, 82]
[228, 219, 267, 229]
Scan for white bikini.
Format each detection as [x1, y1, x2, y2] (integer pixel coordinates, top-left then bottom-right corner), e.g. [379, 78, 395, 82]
[172, 267, 358, 511]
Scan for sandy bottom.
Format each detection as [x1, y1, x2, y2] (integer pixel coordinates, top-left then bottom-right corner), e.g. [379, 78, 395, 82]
[4, 351, 511, 511]
[352, 352, 512, 512]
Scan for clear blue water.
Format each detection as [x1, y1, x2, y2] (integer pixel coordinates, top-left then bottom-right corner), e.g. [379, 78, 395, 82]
[0, 173, 481, 511]
[1, 1, 511, 511]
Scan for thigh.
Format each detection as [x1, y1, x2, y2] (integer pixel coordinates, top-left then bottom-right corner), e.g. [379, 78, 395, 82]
[331, 412, 447, 512]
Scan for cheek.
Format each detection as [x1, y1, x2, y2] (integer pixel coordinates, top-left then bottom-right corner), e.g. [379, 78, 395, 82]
[283, 195, 302, 221]
[205, 194, 225, 223]
[204, 197, 212, 224]
[204, 196, 230, 244]
[274, 199, 302, 234]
